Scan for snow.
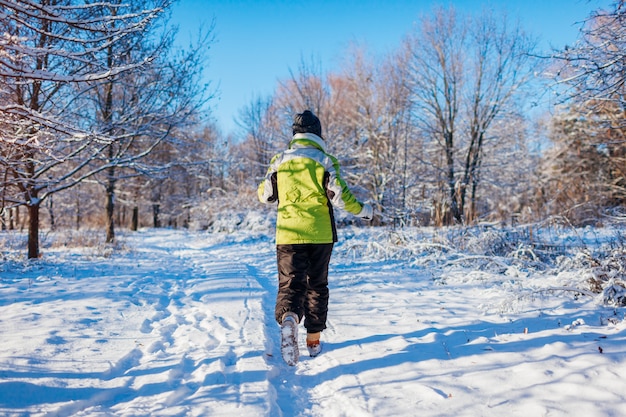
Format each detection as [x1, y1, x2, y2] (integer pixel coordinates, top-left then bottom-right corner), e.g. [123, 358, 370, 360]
[1, 216, 625, 416]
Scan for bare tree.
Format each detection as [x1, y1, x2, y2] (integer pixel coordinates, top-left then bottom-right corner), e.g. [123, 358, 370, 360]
[406, 7, 464, 224]
[142, 123, 227, 230]
[235, 95, 277, 180]
[87, 11, 214, 242]
[274, 56, 331, 141]
[280, 57, 328, 117]
[552, 1, 626, 115]
[327, 45, 414, 224]
[405, 6, 536, 224]
[0, 0, 171, 257]
[535, 105, 615, 224]
[551, 1, 626, 213]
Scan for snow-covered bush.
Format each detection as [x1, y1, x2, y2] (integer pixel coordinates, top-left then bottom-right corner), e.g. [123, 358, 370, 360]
[205, 209, 274, 235]
[333, 223, 626, 307]
[602, 279, 626, 307]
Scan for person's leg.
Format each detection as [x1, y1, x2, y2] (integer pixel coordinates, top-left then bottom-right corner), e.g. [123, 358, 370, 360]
[275, 244, 308, 324]
[303, 243, 333, 333]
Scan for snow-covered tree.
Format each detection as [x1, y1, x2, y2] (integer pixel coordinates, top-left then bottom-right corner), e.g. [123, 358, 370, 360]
[0, 0, 213, 255]
[552, 1, 626, 115]
[87, 8, 213, 242]
[550, 1, 626, 216]
[0, 0, 172, 257]
[536, 105, 618, 224]
[404, 6, 536, 224]
[325, 45, 415, 225]
[235, 95, 279, 182]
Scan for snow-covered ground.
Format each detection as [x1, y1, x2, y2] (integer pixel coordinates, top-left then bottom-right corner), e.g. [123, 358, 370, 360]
[1, 216, 626, 416]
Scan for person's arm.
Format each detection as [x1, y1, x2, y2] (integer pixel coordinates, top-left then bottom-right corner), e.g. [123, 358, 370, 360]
[258, 155, 280, 204]
[325, 155, 372, 220]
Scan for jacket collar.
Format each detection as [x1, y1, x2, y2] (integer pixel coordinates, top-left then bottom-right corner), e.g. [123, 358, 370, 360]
[289, 132, 326, 152]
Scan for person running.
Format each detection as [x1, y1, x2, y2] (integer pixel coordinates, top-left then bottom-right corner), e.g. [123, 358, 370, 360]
[258, 109, 373, 365]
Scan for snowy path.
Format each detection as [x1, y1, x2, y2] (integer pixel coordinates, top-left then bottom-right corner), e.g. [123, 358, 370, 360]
[1, 228, 626, 416]
[1, 230, 277, 416]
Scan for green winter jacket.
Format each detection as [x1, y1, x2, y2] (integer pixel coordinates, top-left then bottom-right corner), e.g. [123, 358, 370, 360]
[258, 133, 364, 245]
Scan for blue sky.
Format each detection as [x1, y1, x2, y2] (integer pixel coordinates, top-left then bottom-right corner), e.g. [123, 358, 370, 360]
[170, 0, 614, 136]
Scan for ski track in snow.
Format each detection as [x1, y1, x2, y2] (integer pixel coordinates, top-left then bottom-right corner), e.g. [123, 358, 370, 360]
[1, 227, 626, 416]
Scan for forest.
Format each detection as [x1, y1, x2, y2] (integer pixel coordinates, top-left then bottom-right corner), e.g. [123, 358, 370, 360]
[1, 0, 625, 258]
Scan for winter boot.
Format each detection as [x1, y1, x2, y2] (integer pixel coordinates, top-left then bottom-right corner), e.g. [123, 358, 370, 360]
[306, 332, 322, 357]
[280, 312, 299, 366]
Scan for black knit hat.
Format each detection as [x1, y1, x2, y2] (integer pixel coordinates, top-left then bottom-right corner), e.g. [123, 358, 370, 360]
[292, 110, 322, 138]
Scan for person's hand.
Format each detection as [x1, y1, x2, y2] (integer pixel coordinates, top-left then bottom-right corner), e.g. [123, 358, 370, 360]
[358, 203, 373, 221]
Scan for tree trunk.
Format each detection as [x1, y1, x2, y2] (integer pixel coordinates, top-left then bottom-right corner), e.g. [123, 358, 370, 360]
[75, 195, 81, 231]
[105, 188, 115, 242]
[105, 166, 116, 243]
[131, 206, 139, 231]
[119, 205, 125, 229]
[28, 200, 40, 259]
[152, 204, 160, 228]
[48, 196, 55, 231]
[468, 180, 478, 224]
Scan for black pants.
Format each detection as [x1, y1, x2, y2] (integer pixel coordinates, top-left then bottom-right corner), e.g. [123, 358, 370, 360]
[275, 243, 334, 333]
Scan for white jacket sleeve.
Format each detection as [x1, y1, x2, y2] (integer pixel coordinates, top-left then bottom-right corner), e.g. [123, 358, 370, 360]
[258, 172, 278, 204]
[257, 154, 281, 204]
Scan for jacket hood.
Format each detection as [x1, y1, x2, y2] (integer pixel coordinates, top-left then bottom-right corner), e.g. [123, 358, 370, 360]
[289, 132, 326, 152]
